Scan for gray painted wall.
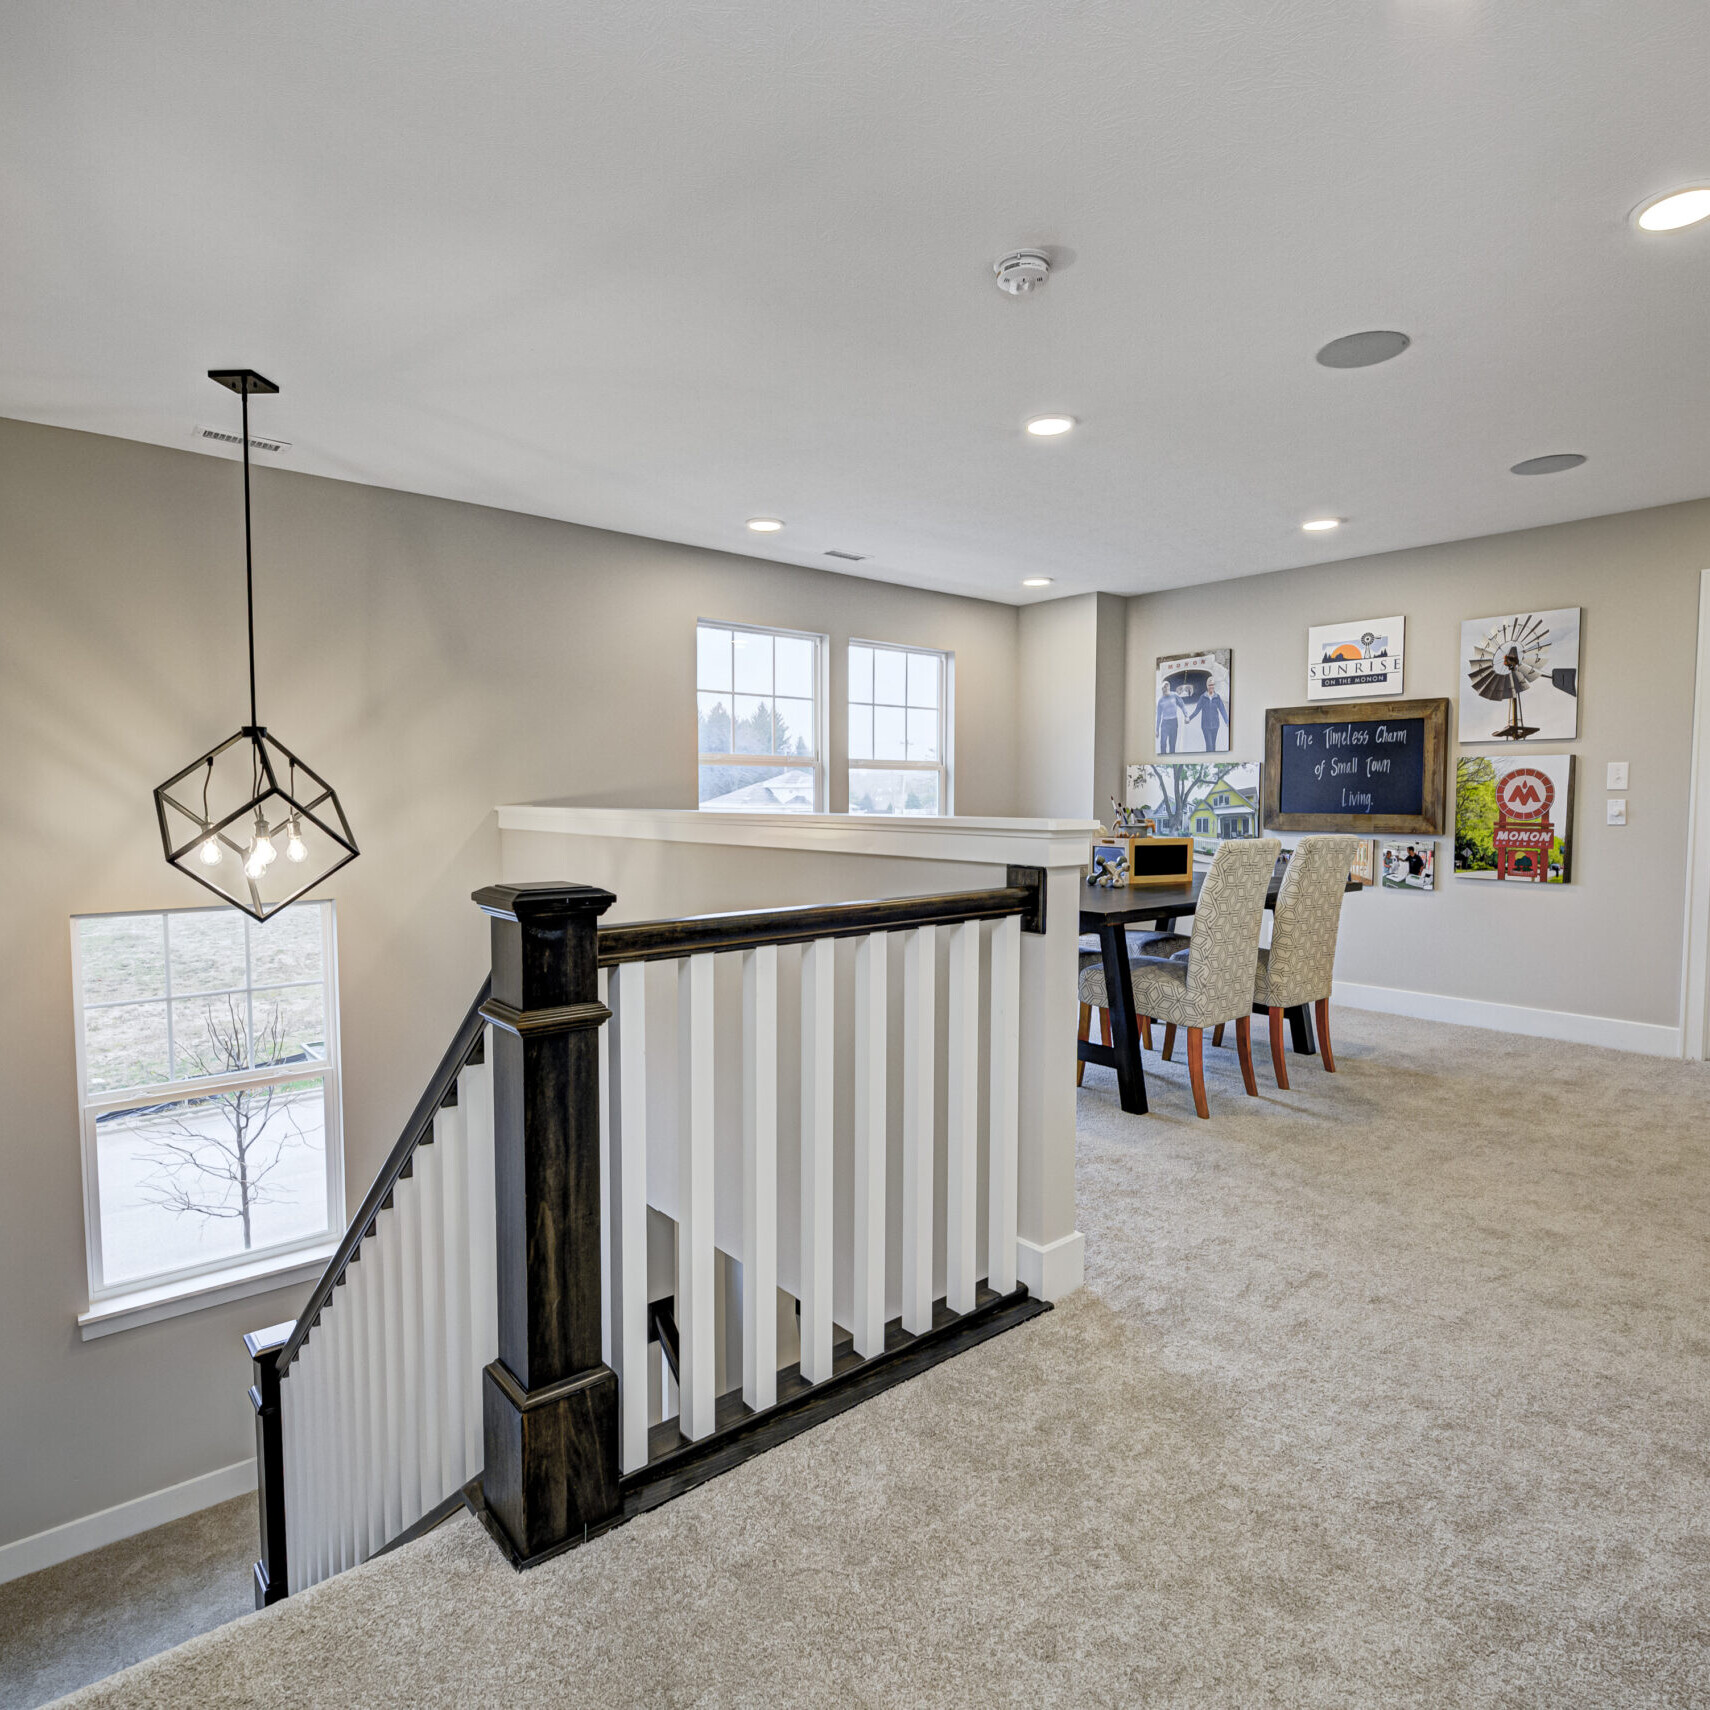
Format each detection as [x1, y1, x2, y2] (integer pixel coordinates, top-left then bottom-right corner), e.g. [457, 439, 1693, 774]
[1125, 501, 1710, 1028]
[0, 417, 1024, 1549]
[1017, 595, 1099, 820]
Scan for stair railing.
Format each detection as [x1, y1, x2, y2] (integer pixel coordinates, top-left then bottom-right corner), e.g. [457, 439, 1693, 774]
[249, 869, 1050, 1599]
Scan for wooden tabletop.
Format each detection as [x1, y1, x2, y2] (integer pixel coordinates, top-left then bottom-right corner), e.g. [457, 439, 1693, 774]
[1078, 863, 1359, 929]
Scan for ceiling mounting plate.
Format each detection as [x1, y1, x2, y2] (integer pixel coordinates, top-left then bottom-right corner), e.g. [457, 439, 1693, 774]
[207, 369, 280, 395]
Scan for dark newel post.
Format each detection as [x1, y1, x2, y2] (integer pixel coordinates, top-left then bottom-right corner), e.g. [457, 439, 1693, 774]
[473, 881, 618, 1567]
[244, 1325, 291, 1606]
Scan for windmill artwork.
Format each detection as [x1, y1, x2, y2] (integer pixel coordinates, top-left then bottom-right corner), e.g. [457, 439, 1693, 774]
[1459, 608, 1580, 742]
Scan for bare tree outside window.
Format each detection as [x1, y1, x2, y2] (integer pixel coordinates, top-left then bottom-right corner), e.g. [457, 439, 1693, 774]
[137, 994, 311, 1251]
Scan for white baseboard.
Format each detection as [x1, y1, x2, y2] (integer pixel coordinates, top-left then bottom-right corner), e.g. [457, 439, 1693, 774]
[1335, 981, 1682, 1058]
[0, 1459, 256, 1587]
[1017, 1230, 1085, 1302]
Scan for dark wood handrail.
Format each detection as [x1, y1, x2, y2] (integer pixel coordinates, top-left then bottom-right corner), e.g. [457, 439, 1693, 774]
[599, 875, 1041, 965]
[279, 976, 491, 1372]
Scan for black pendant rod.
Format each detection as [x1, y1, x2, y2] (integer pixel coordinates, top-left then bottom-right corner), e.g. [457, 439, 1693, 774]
[242, 386, 257, 732]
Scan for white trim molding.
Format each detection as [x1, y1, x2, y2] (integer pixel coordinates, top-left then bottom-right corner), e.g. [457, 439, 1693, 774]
[1017, 1230, 1085, 1302]
[0, 1460, 256, 1586]
[497, 804, 1099, 871]
[1335, 982, 1681, 1058]
[78, 1243, 336, 1340]
[1678, 569, 1710, 1061]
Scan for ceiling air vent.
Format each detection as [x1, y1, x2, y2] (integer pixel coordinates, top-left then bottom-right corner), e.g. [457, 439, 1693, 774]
[194, 424, 292, 457]
[825, 549, 868, 562]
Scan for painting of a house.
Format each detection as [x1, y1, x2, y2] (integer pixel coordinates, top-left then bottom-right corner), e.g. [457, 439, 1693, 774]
[1188, 778, 1259, 837]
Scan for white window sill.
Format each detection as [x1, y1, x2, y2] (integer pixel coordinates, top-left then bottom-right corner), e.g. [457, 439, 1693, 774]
[78, 1244, 337, 1341]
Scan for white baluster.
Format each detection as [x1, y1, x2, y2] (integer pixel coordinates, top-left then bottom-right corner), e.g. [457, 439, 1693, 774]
[331, 1294, 354, 1572]
[295, 1351, 317, 1590]
[945, 920, 980, 1314]
[742, 943, 779, 1410]
[901, 925, 936, 1336]
[608, 961, 652, 1472]
[852, 932, 888, 1358]
[380, 1203, 407, 1541]
[463, 1031, 498, 1470]
[677, 953, 716, 1440]
[988, 913, 1021, 1294]
[798, 937, 835, 1384]
[395, 1172, 425, 1529]
[417, 1133, 447, 1512]
[345, 1257, 372, 1561]
[360, 1235, 387, 1553]
[311, 1337, 333, 1584]
[438, 1102, 471, 1495]
[282, 1366, 302, 1595]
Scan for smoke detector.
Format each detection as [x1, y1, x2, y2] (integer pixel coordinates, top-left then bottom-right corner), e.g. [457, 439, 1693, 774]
[992, 250, 1051, 295]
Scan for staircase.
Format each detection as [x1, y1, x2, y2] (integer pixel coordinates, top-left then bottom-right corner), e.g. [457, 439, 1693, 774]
[246, 871, 1052, 1600]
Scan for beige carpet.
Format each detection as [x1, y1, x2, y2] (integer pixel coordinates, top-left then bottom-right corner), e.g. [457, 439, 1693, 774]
[0, 1497, 256, 1710]
[50, 1012, 1710, 1707]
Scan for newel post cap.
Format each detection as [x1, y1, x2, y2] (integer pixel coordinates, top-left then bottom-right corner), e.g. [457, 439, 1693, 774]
[473, 882, 617, 922]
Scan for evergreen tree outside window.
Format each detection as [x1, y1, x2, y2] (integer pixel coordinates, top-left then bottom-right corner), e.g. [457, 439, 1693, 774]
[697, 622, 826, 811]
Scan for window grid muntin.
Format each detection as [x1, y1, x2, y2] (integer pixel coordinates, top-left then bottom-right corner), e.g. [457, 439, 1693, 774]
[71, 901, 343, 1302]
[697, 620, 827, 811]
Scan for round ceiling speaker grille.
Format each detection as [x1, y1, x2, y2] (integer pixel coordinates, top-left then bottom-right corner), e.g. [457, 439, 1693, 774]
[1510, 453, 1587, 476]
[1316, 330, 1411, 368]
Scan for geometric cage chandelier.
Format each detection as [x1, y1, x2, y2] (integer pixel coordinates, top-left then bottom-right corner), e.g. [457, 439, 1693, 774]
[153, 370, 358, 921]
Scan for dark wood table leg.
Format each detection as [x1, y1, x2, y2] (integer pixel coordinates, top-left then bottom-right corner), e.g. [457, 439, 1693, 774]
[1100, 922, 1148, 1115]
[1287, 1003, 1318, 1056]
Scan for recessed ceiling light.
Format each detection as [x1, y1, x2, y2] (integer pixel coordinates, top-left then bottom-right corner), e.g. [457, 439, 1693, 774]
[1301, 517, 1342, 532]
[746, 517, 784, 532]
[1510, 454, 1587, 476]
[1022, 577, 1055, 587]
[1635, 187, 1710, 232]
[1025, 415, 1076, 437]
[1315, 330, 1411, 369]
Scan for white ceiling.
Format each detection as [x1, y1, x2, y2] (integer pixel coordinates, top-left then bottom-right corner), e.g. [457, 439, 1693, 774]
[3, 1, 1707, 603]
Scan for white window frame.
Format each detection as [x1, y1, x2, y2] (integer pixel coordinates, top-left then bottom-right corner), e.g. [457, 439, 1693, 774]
[70, 902, 344, 1334]
[696, 619, 829, 812]
[847, 639, 954, 816]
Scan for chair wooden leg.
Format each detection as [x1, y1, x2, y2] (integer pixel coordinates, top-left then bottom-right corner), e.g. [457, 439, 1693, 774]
[1235, 1015, 1258, 1096]
[1077, 1003, 1090, 1087]
[1187, 1028, 1210, 1119]
[1161, 1022, 1177, 1061]
[1099, 1008, 1112, 1047]
[1267, 1006, 1290, 1090]
[1140, 1016, 1153, 1050]
[1315, 997, 1336, 1072]
[1211, 1022, 1225, 1048]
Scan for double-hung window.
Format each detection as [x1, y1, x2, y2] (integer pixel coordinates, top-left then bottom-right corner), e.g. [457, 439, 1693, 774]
[71, 902, 343, 1322]
[697, 621, 825, 812]
[848, 641, 951, 815]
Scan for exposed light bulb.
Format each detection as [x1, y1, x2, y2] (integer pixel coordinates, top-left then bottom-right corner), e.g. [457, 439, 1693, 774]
[198, 830, 224, 866]
[246, 812, 277, 878]
[286, 817, 308, 863]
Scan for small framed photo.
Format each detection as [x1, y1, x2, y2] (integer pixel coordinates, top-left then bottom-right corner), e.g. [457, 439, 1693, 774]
[1379, 840, 1436, 891]
[1348, 839, 1377, 886]
[1089, 841, 1131, 887]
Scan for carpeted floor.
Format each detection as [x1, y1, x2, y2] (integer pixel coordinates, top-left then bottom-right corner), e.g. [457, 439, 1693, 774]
[0, 1497, 256, 1710]
[41, 1011, 1710, 1706]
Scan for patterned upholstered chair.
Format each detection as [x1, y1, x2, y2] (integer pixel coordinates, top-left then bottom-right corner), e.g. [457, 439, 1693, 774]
[1080, 838, 1281, 1118]
[1247, 834, 1361, 1088]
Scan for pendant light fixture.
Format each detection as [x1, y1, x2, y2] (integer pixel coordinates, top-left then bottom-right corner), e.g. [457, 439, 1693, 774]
[153, 370, 357, 921]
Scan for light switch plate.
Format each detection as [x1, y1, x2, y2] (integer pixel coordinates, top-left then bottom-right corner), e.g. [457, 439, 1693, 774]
[1606, 798, 1627, 825]
[1607, 761, 1629, 790]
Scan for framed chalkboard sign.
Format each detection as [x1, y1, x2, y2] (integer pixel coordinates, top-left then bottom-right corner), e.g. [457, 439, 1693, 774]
[1262, 697, 1449, 833]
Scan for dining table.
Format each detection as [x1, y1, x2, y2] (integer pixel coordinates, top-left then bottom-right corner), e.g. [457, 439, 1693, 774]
[1078, 861, 1362, 1115]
